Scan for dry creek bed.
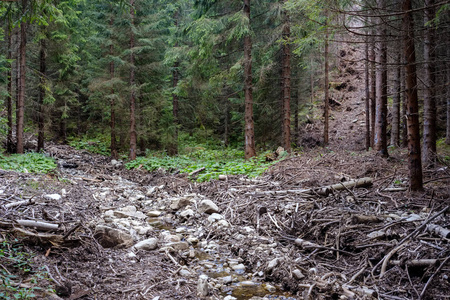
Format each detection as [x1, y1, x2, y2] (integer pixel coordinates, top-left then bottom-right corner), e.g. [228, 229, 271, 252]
[0, 144, 449, 300]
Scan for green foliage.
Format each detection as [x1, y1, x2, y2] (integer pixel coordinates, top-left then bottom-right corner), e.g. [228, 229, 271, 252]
[0, 239, 54, 299]
[0, 153, 56, 174]
[68, 136, 111, 156]
[125, 146, 275, 182]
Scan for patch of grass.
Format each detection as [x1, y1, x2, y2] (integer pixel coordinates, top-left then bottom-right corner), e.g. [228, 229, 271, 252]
[0, 153, 56, 174]
[0, 239, 55, 299]
[125, 148, 276, 182]
[68, 136, 110, 156]
[437, 138, 450, 163]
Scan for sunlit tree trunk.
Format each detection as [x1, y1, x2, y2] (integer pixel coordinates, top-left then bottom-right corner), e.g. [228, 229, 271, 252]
[403, 0, 423, 191]
[281, 2, 291, 152]
[129, 0, 137, 160]
[374, 0, 388, 157]
[422, 0, 436, 164]
[244, 0, 256, 159]
[324, 15, 329, 146]
[37, 35, 46, 152]
[16, 0, 28, 154]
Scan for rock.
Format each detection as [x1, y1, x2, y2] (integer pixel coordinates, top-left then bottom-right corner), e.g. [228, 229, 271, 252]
[146, 211, 162, 217]
[114, 206, 147, 219]
[170, 195, 195, 210]
[179, 267, 192, 277]
[223, 296, 237, 300]
[264, 284, 276, 292]
[240, 281, 256, 287]
[187, 236, 199, 245]
[134, 238, 158, 251]
[44, 194, 62, 201]
[220, 276, 233, 285]
[180, 209, 195, 218]
[199, 200, 219, 214]
[231, 264, 245, 272]
[197, 274, 209, 297]
[267, 258, 280, 271]
[208, 213, 223, 223]
[293, 269, 305, 280]
[161, 233, 181, 243]
[94, 225, 134, 248]
[217, 220, 229, 227]
[165, 242, 189, 251]
[175, 227, 187, 233]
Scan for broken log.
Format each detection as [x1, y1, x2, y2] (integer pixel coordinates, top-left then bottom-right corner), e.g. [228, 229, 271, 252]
[426, 224, 450, 239]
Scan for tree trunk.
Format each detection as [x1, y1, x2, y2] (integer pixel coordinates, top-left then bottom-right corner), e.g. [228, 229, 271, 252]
[369, 29, 376, 147]
[110, 15, 118, 159]
[403, 0, 423, 191]
[281, 3, 291, 152]
[169, 10, 180, 156]
[391, 52, 401, 147]
[6, 20, 14, 153]
[294, 76, 301, 147]
[16, 0, 28, 154]
[374, 0, 388, 157]
[365, 31, 370, 151]
[324, 15, 329, 146]
[446, 41, 450, 145]
[37, 36, 46, 152]
[244, 0, 256, 159]
[129, 0, 137, 160]
[422, 0, 436, 164]
[401, 64, 408, 147]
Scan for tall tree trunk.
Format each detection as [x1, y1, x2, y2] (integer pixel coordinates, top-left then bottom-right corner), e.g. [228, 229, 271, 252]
[391, 52, 401, 147]
[323, 15, 329, 146]
[403, 0, 423, 191]
[369, 29, 376, 147]
[170, 10, 180, 156]
[281, 3, 291, 152]
[110, 15, 118, 159]
[129, 0, 137, 160]
[294, 76, 301, 147]
[243, 0, 256, 159]
[6, 20, 14, 153]
[401, 64, 408, 147]
[365, 29, 370, 151]
[16, 0, 28, 154]
[422, 0, 436, 164]
[310, 57, 314, 103]
[374, 0, 388, 157]
[37, 36, 46, 152]
[446, 41, 450, 145]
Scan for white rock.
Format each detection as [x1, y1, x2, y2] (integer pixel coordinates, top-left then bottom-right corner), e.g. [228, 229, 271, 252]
[197, 274, 209, 297]
[198, 200, 219, 214]
[176, 227, 187, 233]
[44, 194, 61, 201]
[223, 296, 237, 300]
[208, 213, 224, 223]
[180, 209, 195, 218]
[232, 264, 245, 272]
[127, 252, 137, 258]
[240, 281, 256, 287]
[217, 220, 229, 227]
[293, 269, 305, 280]
[179, 267, 192, 277]
[267, 258, 280, 271]
[170, 195, 195, 210]
[265, 284, 276, 292]
[220, 276, 233, 285]
[147, 211, 162, 217]
[134, 238, 158, 251]
[165, 242, 189, 251]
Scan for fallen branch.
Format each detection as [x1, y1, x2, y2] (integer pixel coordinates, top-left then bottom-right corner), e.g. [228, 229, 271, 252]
[4, 199, 35, 209]
[16, 220, 59, 231]
[426, 224, 450, 239]
[189, 167, 206, 177]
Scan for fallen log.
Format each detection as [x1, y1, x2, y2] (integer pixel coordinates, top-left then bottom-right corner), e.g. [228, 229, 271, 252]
[426, 224, 450, 239]
[16, 219, 59, 231]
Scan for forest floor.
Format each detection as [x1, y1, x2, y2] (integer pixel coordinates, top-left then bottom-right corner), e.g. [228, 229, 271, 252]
[1, 48, 450, 300]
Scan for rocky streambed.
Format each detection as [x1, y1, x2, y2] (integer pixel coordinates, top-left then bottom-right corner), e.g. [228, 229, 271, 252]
[1, 145, 449, 300]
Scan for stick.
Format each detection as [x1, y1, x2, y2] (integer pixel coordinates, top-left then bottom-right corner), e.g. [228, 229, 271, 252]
[426, 224, 450, 239]
[16, 220, 59, 231]
[419, 256, 450, 300]
[4, 199, 35, 209]
[189, 167, 205, 177]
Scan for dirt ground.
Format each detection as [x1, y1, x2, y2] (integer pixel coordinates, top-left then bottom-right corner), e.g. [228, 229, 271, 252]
[1, 45, 450, 300]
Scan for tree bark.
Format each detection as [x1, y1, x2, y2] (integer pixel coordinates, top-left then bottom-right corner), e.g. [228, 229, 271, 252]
[37, 35, 46, 152]
[6, 19, 14, 153]
[446, 40, 450, 145]
[110, 15, 118, 159]
[422, 0, 436, 164]
[369, 28, 376, 147]
[170, 10, 180, 156]
[365, 30, 370, 151]
[244, 0, 256, 159]
[129, 0, 137, 160]
[403, 0, 423, 191]
[281, 3, 291, 152]
[324, 15, 329, 146]
[391, 52, 401, 147]
[401, 64, 408, 147]
[16, 0, 28, 154]
[374, 0, 388, 157]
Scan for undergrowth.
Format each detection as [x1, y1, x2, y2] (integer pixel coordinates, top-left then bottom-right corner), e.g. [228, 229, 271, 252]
[68, 137, 110, 156]
[0, 238, 54, 299]
[0, 153, 56, 174]
[126, 148, 276, 182]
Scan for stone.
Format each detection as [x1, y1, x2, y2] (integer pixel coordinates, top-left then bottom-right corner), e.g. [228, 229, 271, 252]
[134, 238, 158, 251]
[220, 276, 233, 285]
[197, 274, 209, 297]
[199, 200, 219, 214]
[161, 234, 181, 243]
[208, 213, 224, 223]
[223, 296, 237, 300]
[293, 269, 305, 280]
[179, 267, 192, 277]
[170, 195, 195, 210]
[232, 264, 245, 272]
[44, 194, 61, 201]
[165, 242, 189, 251]
[114, 206, 147, 219]
[240, 281, 256, 287]
[264, 284, 276, 292]
[94, 225, 134, 248]
[217, 220, 229, 227]
[267, 258, 280, 271]
[180, 209, 195, 218]
[146, 211, 162, 217]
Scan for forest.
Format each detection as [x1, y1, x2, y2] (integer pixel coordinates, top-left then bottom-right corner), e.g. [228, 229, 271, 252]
[0, 0, 450, 299]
